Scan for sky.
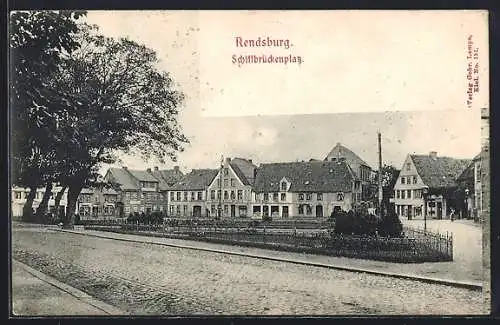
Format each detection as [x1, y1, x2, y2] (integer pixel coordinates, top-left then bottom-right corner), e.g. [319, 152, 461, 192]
[83, 11, 485, 173]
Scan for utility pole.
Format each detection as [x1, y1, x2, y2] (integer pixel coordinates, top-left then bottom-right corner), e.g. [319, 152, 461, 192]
[378, 132, 383, 213]
[219, 155, 224, 219]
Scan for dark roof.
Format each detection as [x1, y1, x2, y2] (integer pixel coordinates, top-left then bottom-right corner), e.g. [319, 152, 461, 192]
[152, 168, 184, 186]
[127, 170, 159, 183]
[169, 169, 218, 191]
[324, 143, 371, 168]
[253, 161, 355, 193]
[106, 168, 139, 190]
[229, 158, 257, 186]
[410, 155, 471, 189]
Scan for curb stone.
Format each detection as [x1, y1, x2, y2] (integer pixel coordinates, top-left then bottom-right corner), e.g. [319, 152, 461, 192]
[55, 229, 483, 291]
[12, 259, 128, 315]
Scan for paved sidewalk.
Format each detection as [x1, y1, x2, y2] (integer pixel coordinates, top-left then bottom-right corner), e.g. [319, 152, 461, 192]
[11, 259, 127, 316]
[56, 229, 482, 290]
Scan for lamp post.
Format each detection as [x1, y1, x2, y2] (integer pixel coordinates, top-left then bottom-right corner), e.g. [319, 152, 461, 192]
[423, 187, 429, 233]
[464, 188, 469, 220]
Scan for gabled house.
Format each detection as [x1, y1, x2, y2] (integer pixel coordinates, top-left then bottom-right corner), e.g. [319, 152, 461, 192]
[324, 142, 373, 201]
[206, 157, 257, 219]
[167, 169, 218, 218]
[252, 160, 360, 219]
[104, 167, 167, 216]
[392, 151, 471, 220]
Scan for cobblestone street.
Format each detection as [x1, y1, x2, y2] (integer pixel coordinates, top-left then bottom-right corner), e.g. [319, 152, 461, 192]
[12, 228, 485, 315]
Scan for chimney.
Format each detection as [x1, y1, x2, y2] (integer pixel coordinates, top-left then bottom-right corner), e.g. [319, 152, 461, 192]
[174, 166, 180, 172]
[122, 166, 128, 170]
[429, 151, 437, 160]
[248, 159, 252, 164]
[146, 168, 152, 173]
[154, 166, 159, 171]
[225, 157, 231, 164]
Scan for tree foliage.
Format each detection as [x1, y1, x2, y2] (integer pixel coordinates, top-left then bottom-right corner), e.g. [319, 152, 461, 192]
[10, 11, 86, 220]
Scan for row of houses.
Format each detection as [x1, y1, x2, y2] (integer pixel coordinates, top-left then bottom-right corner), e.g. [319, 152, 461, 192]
[11, 143, 483, 221]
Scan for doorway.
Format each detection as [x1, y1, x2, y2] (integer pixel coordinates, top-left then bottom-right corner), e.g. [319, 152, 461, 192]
[316, 205, 323, 218]
[230, 205, 236, 217]
[282, 206, 289, 219]
[193, 205, 202, 217]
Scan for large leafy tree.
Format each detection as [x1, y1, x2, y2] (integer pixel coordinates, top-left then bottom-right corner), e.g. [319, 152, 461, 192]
[50, 29, 189, 227]
[9, 10, 86, 221]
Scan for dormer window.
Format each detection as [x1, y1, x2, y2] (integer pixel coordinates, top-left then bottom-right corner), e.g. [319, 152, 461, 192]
[337, 192, 344, 201]
[281, 181, 287, 191]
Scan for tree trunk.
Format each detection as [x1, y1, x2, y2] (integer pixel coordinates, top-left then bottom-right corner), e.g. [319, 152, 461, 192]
[35, 182, 53, 223]
[63, 184, 83, 229]
[54, 185, 68, 219]
[22, 186, 37, 222]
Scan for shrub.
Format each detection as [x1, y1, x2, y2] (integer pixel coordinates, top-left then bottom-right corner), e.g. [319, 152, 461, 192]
[333, 209, 380, 236]
[377, 202, 403, 237]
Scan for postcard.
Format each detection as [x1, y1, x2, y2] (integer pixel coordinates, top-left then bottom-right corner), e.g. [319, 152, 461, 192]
[9, 10, 490, 316]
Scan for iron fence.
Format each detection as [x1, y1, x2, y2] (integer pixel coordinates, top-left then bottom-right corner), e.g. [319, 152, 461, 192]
[85, 221, 453, 263]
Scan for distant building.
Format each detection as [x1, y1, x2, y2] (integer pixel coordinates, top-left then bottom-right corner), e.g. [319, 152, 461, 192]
[252, 160, 361, 219]
[324, 143, 373, 201]
[77, 187, 119, 220]
[206, 157, 257, 219]
[392, 151, 471, 220]
[150, 166, 184, 187]
[11, 185, 71, 219]
[104, 167, 167, 216]
[167, 169, 218, 218]
[456, 153, 481, 219]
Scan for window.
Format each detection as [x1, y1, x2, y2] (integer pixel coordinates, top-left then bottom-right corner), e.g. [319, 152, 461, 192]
[237, 190, 243, 200]
[280, 193, 286, 201]
[401, 190, 406, 199]
[230, 179, 235, 187]
[170, 192, 174, 201]
[413, 176, 417, 184]
[197, 192, 203, 200]
[414, 189, 422, 199]
[401, 177, 406, 184]
[224, 191, 229, 200]
[224, 168, 229, 176]
[273, 193, 278, 201]
[14, 191, 21, 199]
[217, 190, 221, 200]
[263, 193, 269, 201]
[211, 205, 216, 215]
[223, 179, 228, 187]
[281, 181, 287, 191]
[337, 192, 344, 201]
[184, 192, 188, 201]
[216, 179, 220, 187]
[407, 190, 411, 199]
[406, 163, 411, 171]
[183, 205, 188, 215]
[211, 190, 216, 200]
[170, 205, 174, 214]
[224, 205, 229, 214]
[396, 190, 400, 199]
[176, 192, 181, 201]
[298, 205, 304, 215]
[298, 193, 304, 201]
[317, 193, 323, 201]
[306, 193, 312, 200]
[262, 206, 269, 216]
[176, 205, 181, 215]
[230, 190, 235, 200]
[306, 205, 312, 215]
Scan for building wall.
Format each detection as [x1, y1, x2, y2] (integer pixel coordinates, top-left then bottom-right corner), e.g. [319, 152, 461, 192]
[78, 190, 119, 220]
[251, 191, 353, 219]
[206, 162, 253, 218]
[119, 190, 168, 216]
[167, 189, 209, 218]
[392, 155, 428, 219]
[11, 186, 71, 219]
